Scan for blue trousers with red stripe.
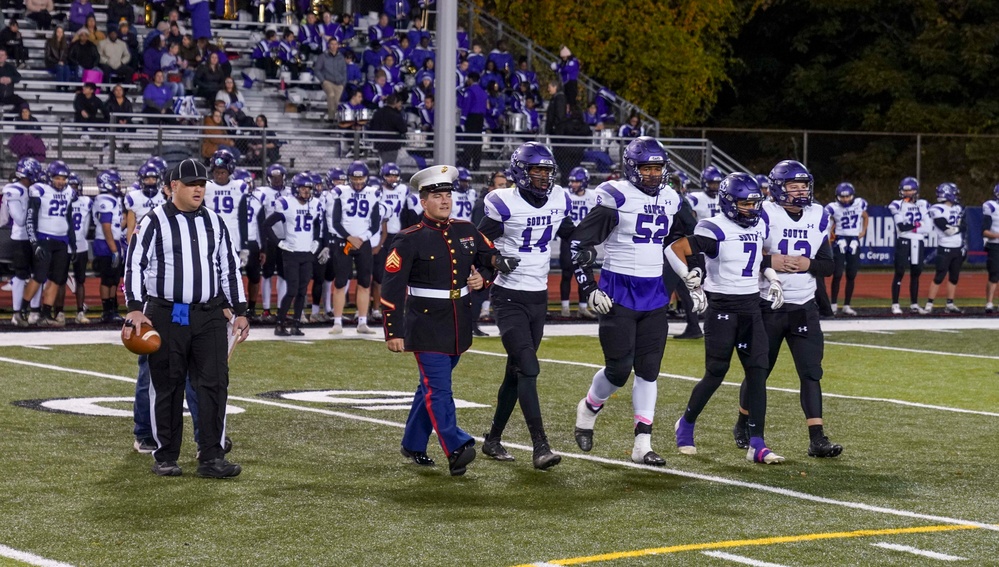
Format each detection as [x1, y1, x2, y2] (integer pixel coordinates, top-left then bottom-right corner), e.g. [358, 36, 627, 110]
[402, 352, 474, 456]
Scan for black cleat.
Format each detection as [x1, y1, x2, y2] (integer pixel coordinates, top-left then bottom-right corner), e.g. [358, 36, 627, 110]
[274, 324, 290, 336]
[532, 441, 561, 470]
[733, 421, 750, 450]
[808, 436, 843, 458]
[290, 323, 305, 336]
[152, 461, 182, 476]
[632, 449, 666, 467]
[674, 329, 704, 340]
[196, 457, 242, 478]
[472, 325, 489, 337]
[400, 446, 435, 466]
[574, 427, 594, 452]
[448, 441, 476, 476]
[481, 433, 514, 461]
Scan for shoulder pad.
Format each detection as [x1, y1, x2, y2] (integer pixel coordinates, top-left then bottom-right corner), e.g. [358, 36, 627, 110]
[593, 181, 626, 209]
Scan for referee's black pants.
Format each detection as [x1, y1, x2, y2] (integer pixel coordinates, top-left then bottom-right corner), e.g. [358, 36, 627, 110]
[147, 299, 230, 463]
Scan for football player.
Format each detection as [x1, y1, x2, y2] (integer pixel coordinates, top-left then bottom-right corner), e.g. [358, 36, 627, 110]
[983, 184, 999, 313]
[4, 158, 43, 327]
[559, 166, 599, 319]
[666, 173, 787, 464]
[732, 161, 841, 458]
[665, 170, 701, 339]
[755, 174, 771, 199]
[64, 172, 93, 324]
[263, 172, 328, 336]
[924, 183, 965, 313]
[570, 137, 682, 465]
[22, 161, 76, 327]
[450, 167, 477, 223]
[328, 161, 382, 335]
[309, 167, 348, 321]
[230, 168, 265, 320]
[889, 177, 931, 314]
[825, 182, 868, 316]
[205, 149, 251, 259]
[371, 163, 409, 322]
[477, 142, 575, 470]
[688, 165, 722, 221]
[124, 163, 166, 243]
[255, 164, 290, 323]
[92, 169, 126, 323]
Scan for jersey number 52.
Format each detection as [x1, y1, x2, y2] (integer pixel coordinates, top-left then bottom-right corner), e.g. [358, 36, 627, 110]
[632, 214, 669, 244]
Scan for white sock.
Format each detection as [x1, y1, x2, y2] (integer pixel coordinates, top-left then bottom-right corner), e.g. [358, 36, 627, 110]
[333, 316, 342, 326]
[358, 316, 367, 325]
[30, 287, 41, 308]
[311, 304, 319, 315]
[322, 281, 332, 312]
[579, 302, 587, 309]
[586, 368, 618, 409]
[11, 277, 25, 311]
[262, 278, 272, 310]
[277, 278, 287, 305]
[481, 299, 491, 312]
[561, 300, 569, 309]
[632, 376, 657, 426]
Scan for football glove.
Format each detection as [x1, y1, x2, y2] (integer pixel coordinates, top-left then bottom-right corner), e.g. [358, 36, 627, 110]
[32, 242, 50, 264]
[766, 280, 785, 310]
[316, 246, 330, 265]
[571, 245, 597, 268]
[588, 288, 613, 315]
[495, 254, 520, 274]
[682, 267, 703, 290]
[837, 239, 847, 254]
[238, 249, 249, 268]
[110, 249, 121, 269]
[848, 240, 859, 254]
[690, 286, 708, 314]
[944, 226, 960, 236]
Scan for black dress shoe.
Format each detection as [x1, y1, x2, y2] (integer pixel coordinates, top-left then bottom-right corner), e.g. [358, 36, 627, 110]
[472, 326, 489, 337]
[448, 440, 476, 476]
[196, 457, 242, 478]
[152, 461, 182, 476]
[400, 446, 435, 466]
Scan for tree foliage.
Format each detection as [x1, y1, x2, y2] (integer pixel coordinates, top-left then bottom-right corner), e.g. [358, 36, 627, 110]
[479, 0, 741, 126]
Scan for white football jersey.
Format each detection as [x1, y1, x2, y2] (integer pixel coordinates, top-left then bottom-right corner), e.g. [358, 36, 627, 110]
[889, 198, 931, 242]
[759, 201, 829, 305]
[272, 196, 322, 252]
[983, 200, 999, 245]
[825, 198, 867, 237]
[256, 186, 288, 239]
[29, 183, 73, 239]
[592, 180, 680, 278]
[381, 183, 409, 233]
[3, 181, 31, 240]
[450, 189, 476, 222]
[124, 189, 167, 226]
[245, 192, 264, 245]
[328, 185, 381, 240]
[569, 189, 599, 224]
[695, 213, 766, 296]
[928, 202, 964, 248]
[93, 193, 124, 251]
[205, 179, 249, 249]
[688, 192, 719, 221]
[485, 185, 572, 291]
[406, 192, 423, 218]
[71, 195, 93, 252]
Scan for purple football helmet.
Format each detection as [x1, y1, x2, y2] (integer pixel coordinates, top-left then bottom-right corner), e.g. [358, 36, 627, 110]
[326, 167, 347, 190]
[97, 169, 123, 196]
[67, 172, 82, 197]
[898, 177, 919, 199]
[769, 160, 813, 208]
[454, 166, 472, 192]
[210, 149, 236, 174]
[936, 182, 959, 204]
[266, 164, 288, 189]
[993, 183, 999, 201]
[232, 168, 254, 191]
[719, 173, 765, 228]
[568, 166, 590, 192]
[291, 172, 315, 201]
[623, 137, 670, 196]
[510, 141, 557, 197]
[46, 160, 71, 180]
[700, 165, 723, 198]
[146, 156, 168, 173]
[137, 163, 161, 197]
[835, 182, 856, 205]
[381, 162, 401, 187]
[754, 173, 770, 193]
[15, 157, 42, 183]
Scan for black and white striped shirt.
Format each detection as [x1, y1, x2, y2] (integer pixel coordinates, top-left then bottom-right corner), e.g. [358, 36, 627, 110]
[125, 202, 247, 315]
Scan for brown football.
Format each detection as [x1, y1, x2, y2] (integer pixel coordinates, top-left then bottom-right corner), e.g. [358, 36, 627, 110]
[122, 323, 162, 355]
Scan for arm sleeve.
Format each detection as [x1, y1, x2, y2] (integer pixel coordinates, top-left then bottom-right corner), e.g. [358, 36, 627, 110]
[263, 210, 283, 245]
[676, 200, 697, 235]
[331, 197, 348, 239]
[313, 206, 326, 245]
[807, 237, 835, 278]
[984, 216, 993, 233]
[568, 206, 618, 290]
[237, 195, 249, 249]
[366, 203, 381, 241]
[555, 215, 575, 240]
[25, 195, 40, 243]
[933, 217, 949, 230]
[473, 228, 498, 284]
[379, 236, 415, 341]
[687, 234, 719, 260]
[124, 215, 155, 311]
[66, 201, 76, 252]
[476, 216, 505, 241]
[215, 220, 248, 315]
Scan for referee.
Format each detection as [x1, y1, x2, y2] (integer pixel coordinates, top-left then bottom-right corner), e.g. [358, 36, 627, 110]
[123, 159, 250, 478]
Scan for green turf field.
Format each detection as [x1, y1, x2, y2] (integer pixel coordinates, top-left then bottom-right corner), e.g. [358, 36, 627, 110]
[0, 329, 996, 566]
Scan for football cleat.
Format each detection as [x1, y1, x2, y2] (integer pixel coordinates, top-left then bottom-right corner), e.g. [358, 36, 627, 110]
[945, 303, 962, 314]
[311, 312, 330, 323]
[260, 310, 276, 324]
[632, 447, 666, 466]
[300, 313, 310, 324]
[532, 441, 561, 470]
[75, 311, 91, 324]
[577, 305, 598, 320]
[560, 306, 571, 318]
[481, 433, 515, 461]
[890, 304, 903, 315]
[196, 457, 241, 478]
[55, 312, 66, 326]
[329, 323, 343, 335]
[370, 309, 382, 321]
[11, 312, 28, 327]
[290, 323, 305, 336]
[27, 312, 39, 325]
[472, 326, 488, 337]
[807, 436, 843, 458]
[842, 305, 857, 316]
[152, 461, 182, 476]
[274, 324, 290, 337]
[36, 316, 60, 328]
[133, 437, 157, 453]
[733, 420, 749, 450]
[675, 417, 697, 455]
[910, 303, 927, 315]
[401, 446, 435, 466]
[830, 303, 838, 315]
[356, 323, 377, 335]
[923, 302, 934, 314]
[747, 442, 785, 464]
[478, 308, 490, 321]
[574, 398, 599, 452]
[986, 303, 995, 314]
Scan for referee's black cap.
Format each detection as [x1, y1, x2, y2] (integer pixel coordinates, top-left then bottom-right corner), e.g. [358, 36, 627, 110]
[175, 159, 209, 185]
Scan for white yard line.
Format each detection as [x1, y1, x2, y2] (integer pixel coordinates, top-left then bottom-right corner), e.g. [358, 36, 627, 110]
[0, 544, 75, 567]
[20, 345, 52, 350]
[871, 542, 967, 561]
[701, 551, 791, 567]
[3, 356, 999, 536]
[824, 342, 999, 361]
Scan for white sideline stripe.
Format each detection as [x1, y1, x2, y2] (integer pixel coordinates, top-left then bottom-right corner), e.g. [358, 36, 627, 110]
[825, 341, 999, 361]
[0, 544, 75, 567]
[929, 329, 962, 334]
[464, 350, 999, 418]
[5, 357, 999, 535]
[857, 330, 895, 335]
[871, 542, 967, 561]
[21, 345, 52, 350]
[702, 551, 790, 566]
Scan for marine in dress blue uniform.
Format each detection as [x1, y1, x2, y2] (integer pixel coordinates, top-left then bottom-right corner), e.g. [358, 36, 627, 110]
[381, 166, 498, 476]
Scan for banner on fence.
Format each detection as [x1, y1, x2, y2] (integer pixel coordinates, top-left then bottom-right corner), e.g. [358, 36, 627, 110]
[858, 206, 985, 266]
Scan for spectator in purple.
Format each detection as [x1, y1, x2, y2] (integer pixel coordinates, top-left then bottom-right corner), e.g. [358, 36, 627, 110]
[583, 102, 604, 130]
[143, 34, 164, 76]
[186, 0, 211, 41]
[379, 53, 401, 89]
[384, 0, 410, 29]
[415, 93, 433, 130]
[320, 11, 338, 41]
[409, 73, 432, 108]
[68, 0, 94, 33]
[466, 43, 485, 75]
[459, 71, 487, 170]
[456, 25, 468, 56]
[335, 13, 355, 44]
[511, 57, 538, 93]
[455, 58, 469, 86]
[361, 69, 390, 108]
[594, 87, 616, 123]
[551, 45, 580, 104]
[368, 13, 393, 44]
[45, 26, 74, 87]
[8, 104, 46, 160]
[361, 40, 382, 77]
[617, 113, 644, 138]
[487, 40, 514, 78]
[484, 81, 504, 133]
[406, 17, 429, 49]
[410, 35, 433, 70]
[299, 12, 322, 60]
[480, 59, 504, 91]
[142, 70, 173, 124]
[344, 50, 362, 84]
[196, 37, 230, 76]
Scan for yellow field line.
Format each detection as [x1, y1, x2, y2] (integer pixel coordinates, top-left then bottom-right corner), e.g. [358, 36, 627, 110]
[512, 523, 986, 566]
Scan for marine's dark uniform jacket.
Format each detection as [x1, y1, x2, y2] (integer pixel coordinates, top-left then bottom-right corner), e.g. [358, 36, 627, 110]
[381, 214, 498, 354]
